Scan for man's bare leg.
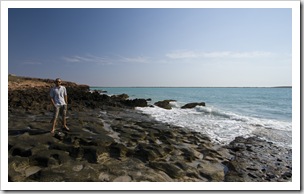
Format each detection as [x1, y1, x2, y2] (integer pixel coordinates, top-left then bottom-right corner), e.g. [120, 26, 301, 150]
[62, 106, 69, 131]
[51, 119, 57, 134]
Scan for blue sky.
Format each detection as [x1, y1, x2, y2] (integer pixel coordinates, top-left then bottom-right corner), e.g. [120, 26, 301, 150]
[8, 8, 292, 87]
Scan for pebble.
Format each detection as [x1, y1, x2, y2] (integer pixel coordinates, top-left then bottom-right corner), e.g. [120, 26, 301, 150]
[72, 164, 83, 172]
[25, 166, 41, 177]
[113, 175, 132, 182]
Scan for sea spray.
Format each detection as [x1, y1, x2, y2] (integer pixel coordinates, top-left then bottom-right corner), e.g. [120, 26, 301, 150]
[136, 104, 292, 148]
[93, 87, 292, 147]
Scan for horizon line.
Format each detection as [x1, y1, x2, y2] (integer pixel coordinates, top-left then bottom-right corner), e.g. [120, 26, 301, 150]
[90, 86, 292, 88]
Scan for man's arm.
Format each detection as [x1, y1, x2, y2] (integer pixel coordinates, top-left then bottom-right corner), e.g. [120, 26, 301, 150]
[50, 89, 56, 107]
[51, 98, 56, 106]
[63, 87, 68, 104]
[64, 95, 68, 105]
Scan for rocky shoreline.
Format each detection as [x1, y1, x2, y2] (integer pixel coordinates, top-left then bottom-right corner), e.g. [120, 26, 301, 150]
[8, 75, 292, 182]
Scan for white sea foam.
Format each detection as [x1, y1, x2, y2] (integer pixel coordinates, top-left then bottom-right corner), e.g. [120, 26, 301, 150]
[136, 105, 292, 148]
[97, 87, 292, 148]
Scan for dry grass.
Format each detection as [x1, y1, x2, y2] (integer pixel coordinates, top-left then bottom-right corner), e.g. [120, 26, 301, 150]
[8, 74, 53, 90]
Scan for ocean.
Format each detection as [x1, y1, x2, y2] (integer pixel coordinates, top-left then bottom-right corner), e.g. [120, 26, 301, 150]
[90, 87, 292, 148]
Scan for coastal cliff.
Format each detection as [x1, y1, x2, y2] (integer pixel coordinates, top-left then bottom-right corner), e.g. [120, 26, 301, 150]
[8, 75, 292, 182]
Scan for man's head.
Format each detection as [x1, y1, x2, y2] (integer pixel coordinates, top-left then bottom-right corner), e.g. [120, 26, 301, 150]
[55, 78, 62, 86]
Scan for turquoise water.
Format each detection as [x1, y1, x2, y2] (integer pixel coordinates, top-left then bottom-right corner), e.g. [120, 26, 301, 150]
[91, 87, 292, 147]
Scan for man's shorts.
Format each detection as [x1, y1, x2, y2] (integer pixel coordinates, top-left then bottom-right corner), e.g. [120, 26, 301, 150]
[53, 105, 67, 120]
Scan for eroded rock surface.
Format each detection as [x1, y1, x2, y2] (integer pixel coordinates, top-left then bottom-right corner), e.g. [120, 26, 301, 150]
[8, 75, 292, 182]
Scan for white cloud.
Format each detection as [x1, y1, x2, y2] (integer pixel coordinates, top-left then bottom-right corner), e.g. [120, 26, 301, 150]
[62, 56, 81, 62]
[166, 50, 275, 59]
[63, 54, 150, 65]
[62, 54, 111, 65]
[120, 56, 149, 63]
[22, 60, 42, 65]
[166, 50, 199, 59]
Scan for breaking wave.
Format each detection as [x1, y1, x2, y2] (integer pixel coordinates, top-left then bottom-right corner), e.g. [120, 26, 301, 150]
[136, 104, 292, 147]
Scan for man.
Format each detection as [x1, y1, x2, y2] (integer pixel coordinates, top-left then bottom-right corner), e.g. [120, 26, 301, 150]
[50, 78, 69, 134]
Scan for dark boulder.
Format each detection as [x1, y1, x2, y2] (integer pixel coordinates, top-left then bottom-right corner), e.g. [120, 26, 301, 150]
[154, 100, 176, 110]
[181, 102, 205, 109]
[122, 99, 148, 108]
[111, 94, 129, 101]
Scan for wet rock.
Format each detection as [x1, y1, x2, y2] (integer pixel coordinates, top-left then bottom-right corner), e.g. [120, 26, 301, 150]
[181, 102, 206, 109]
[224, 136, 292, 182]
[122, 98, 148, 107]
[154, 100, 176, 109]
[8, 76, 292, 182]
[111, 94, 129, 101]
